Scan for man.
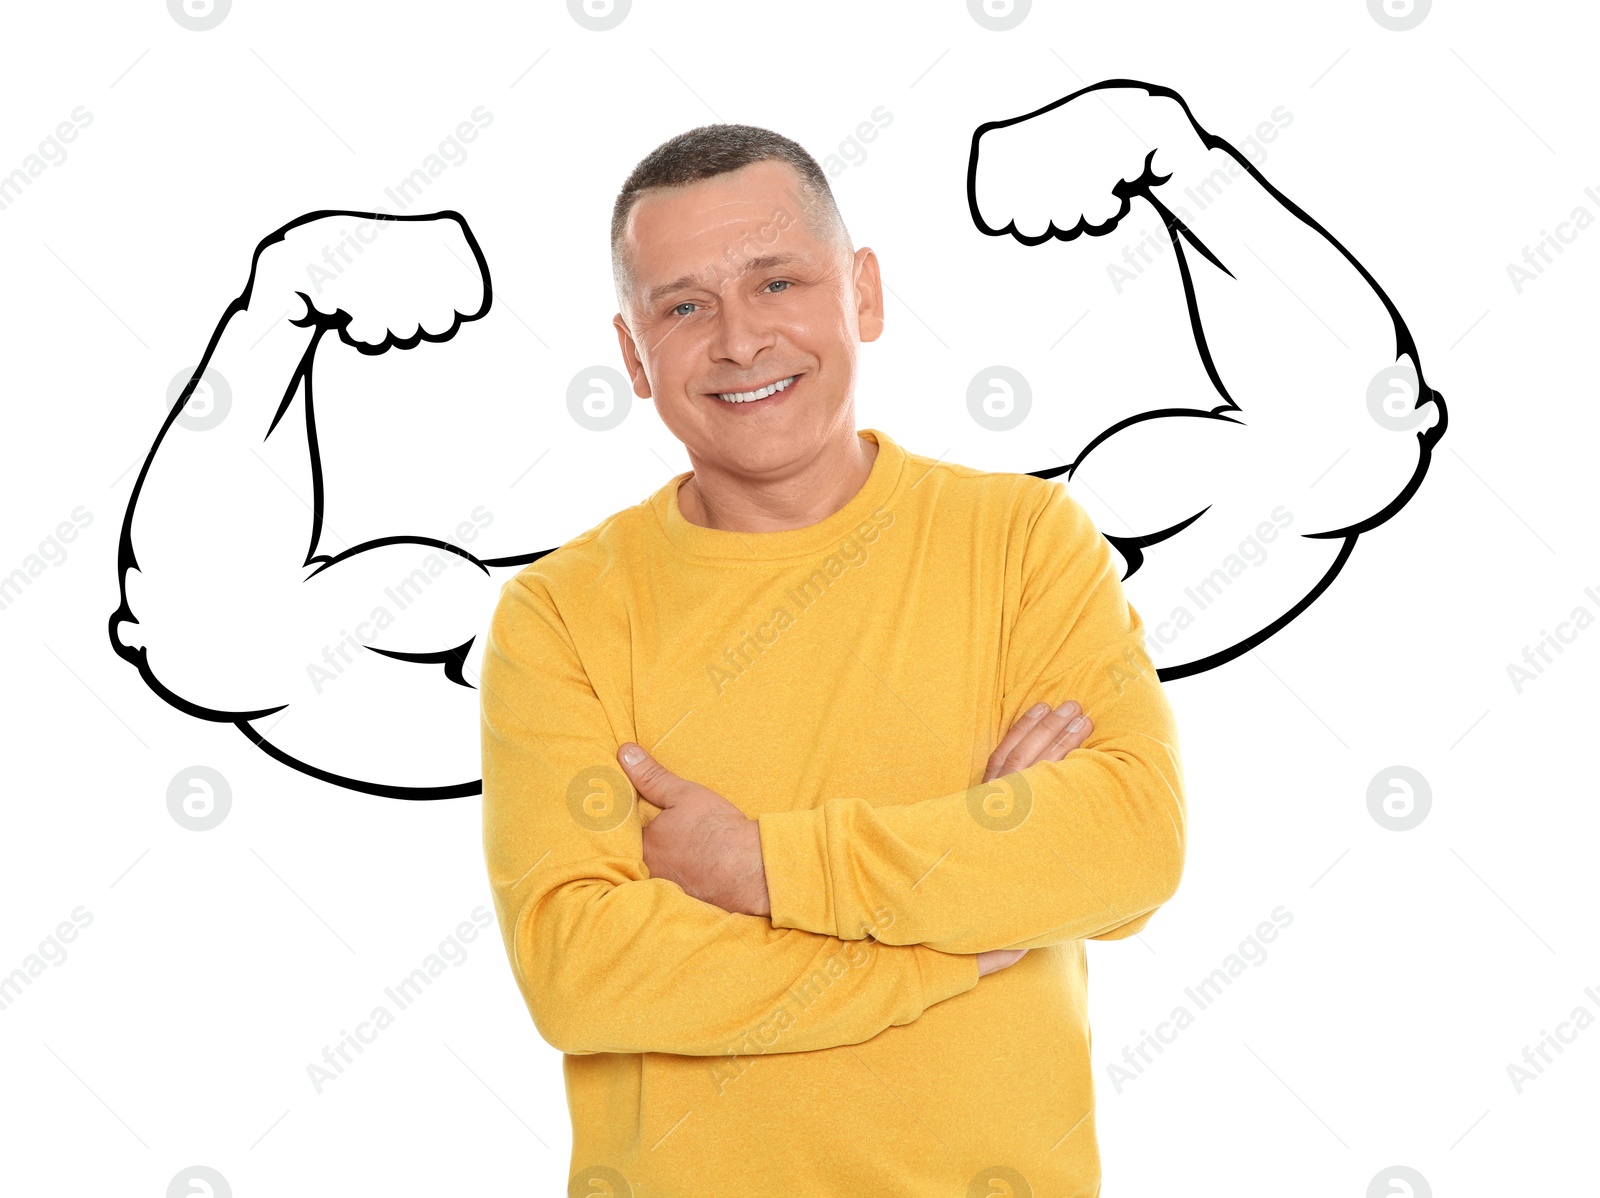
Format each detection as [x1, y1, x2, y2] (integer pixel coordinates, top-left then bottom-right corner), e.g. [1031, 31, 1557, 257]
[480, 123, 1185, 1195]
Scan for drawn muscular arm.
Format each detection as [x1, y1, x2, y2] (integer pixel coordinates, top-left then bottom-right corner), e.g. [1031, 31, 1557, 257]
[110, 212, 515, 795]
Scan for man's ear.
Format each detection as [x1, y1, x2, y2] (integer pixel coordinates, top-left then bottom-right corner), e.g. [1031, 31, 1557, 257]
[853, 247, 884, 343]
[612, 312, 653, 398]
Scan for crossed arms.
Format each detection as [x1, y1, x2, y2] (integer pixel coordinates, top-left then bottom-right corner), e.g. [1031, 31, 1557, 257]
[757, 484, 1185, 956]
[479, 480, 1186, 1057]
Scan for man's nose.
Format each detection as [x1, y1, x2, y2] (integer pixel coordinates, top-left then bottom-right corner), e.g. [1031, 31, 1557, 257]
[706, 288, 778, 365]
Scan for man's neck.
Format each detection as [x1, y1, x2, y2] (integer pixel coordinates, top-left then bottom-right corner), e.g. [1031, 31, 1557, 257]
[678, 433, 879, 533]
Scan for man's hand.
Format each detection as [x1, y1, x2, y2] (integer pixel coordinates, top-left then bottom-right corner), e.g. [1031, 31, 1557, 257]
[617, 742, 771, 917]
[983, 699, 1094, 784]
[971, 698, 1094, 978]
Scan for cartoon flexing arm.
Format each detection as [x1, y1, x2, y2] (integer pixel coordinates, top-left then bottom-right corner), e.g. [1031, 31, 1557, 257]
[110, 212, 524, 797]
[970, 82, 1447, 677]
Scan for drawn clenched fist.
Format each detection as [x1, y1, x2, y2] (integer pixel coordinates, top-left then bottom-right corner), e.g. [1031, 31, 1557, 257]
[248, 210, 491, 353]
[968, 81, 1210, 244]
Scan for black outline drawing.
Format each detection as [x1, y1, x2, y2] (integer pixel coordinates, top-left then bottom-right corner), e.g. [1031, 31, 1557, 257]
[108, 211, 527, 800]
[109, 81, 1447, 799]
[968, 80, 1447, 680]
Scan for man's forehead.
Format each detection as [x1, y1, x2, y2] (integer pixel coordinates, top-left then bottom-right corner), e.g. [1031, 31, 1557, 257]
[626, 171, 822, 300]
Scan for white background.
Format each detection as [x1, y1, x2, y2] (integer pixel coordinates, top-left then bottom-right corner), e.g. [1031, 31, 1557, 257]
[1, 1, 1596, 1194]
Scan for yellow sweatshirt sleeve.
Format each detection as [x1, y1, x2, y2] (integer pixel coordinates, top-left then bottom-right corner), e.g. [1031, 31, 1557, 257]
[757, 481, 1187, 956]
[481, 576, 980, 1057]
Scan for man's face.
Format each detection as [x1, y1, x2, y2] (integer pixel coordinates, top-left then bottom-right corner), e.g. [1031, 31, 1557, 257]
[613, 159, 883, 477]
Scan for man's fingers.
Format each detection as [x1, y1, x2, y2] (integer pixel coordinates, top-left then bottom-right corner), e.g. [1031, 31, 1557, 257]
[617, 742, 680, 805]
[1039, 713, 1093, 763]
[983, 702, 1053, 783]
[986, 701, 1090, 781]
[975, 947, 1030, 977]
[1020, 704, 1090, 767]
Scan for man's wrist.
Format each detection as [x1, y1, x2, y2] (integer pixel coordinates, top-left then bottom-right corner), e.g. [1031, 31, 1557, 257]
[741, 818, 771, 917]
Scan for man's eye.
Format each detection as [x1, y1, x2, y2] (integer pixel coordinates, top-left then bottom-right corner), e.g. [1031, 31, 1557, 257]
[766, 280, 791, 293]
[671, 302, 697, 317]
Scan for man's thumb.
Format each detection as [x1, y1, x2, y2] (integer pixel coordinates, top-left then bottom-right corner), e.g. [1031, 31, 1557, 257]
[618, 742, 674, 802]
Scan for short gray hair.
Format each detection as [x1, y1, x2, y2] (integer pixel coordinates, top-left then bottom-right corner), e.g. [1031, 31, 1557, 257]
[610, 123, 852, 313]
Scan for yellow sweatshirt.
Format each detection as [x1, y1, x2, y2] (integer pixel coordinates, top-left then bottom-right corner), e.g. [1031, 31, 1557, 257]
[480, 427, 1186, 1196]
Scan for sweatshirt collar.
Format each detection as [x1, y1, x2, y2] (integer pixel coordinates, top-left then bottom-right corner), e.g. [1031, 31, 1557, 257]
[651, 428, 906, 565]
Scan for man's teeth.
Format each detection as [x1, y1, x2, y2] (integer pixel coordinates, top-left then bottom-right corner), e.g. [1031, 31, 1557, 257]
[715, 375, 796, 403]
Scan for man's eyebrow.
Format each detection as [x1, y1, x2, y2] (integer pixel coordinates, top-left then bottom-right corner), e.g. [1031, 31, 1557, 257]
[643, 253, 804, 308]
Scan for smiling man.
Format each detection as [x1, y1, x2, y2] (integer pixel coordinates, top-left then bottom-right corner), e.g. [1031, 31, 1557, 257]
[480, 123, 1186, 1196]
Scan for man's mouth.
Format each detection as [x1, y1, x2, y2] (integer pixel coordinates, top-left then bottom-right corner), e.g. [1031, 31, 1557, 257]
[710, 374, 800, 405]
